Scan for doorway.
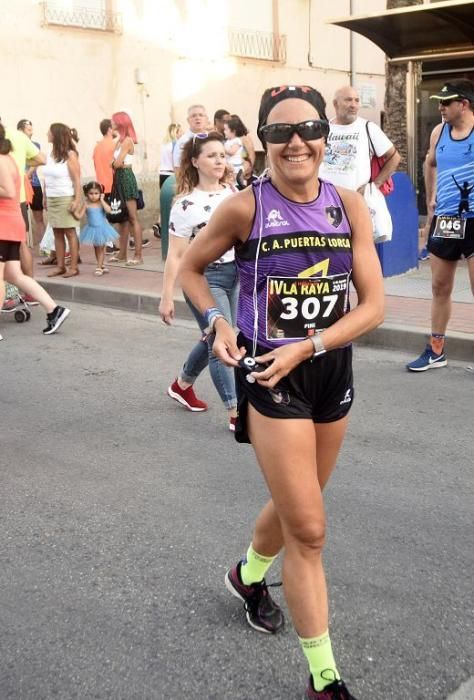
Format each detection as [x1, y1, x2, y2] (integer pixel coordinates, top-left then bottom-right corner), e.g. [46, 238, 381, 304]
[416, 62, 474, 214]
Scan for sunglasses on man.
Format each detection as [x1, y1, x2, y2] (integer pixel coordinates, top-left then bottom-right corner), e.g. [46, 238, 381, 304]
[258, 119, 329, 144]
[439, 98, 465, 107]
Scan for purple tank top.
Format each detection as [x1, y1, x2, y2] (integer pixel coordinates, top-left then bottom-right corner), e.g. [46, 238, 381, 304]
[235, 178, 353, 349]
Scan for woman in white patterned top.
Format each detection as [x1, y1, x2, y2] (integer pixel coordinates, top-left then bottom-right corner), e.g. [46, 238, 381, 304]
[159, 132, 239, 431]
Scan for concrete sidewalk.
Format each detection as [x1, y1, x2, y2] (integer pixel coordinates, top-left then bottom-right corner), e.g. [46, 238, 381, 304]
[33, 238, 473, 362]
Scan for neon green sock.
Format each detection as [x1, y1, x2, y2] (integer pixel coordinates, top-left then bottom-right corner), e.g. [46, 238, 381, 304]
[240, 544, 276, 585]
[299, 630, 341, 691]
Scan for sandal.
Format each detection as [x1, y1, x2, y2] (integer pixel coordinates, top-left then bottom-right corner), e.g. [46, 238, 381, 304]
[63, 269, 80, 278]
[108, 255, 127, 263]
[101, 267, 110, 274]
[95, 268, 104, 276]
[47, 267, 67, 277]
[125, 258, 144, 266]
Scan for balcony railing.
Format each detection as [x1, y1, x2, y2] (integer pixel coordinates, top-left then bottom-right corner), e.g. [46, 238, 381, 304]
[40, 2, 122, 33]
[228, 29, 287, 63]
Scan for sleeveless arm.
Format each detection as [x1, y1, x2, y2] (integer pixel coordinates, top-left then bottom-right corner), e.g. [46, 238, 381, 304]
[425, 123, 442, 216]
[320, 187, 384, 349]
[67, 151, 82, 209]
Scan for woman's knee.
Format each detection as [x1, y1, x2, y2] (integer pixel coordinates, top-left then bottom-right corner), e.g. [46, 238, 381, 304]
[4, 264, 22, 285]
[283, 516, 326, 554]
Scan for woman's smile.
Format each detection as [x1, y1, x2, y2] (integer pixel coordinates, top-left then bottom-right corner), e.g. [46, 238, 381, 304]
[283, 153, 311, 163]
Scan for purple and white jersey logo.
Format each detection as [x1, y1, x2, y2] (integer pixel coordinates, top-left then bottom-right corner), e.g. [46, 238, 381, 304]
[265, 209, 290, 229]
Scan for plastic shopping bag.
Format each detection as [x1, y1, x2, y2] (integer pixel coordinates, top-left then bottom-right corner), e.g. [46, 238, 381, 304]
[40, 224, 80, 253]
[363, 183, 393, 243]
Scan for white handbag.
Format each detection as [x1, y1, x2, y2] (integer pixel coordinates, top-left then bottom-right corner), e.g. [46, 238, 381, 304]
[363, 183, 393, 243]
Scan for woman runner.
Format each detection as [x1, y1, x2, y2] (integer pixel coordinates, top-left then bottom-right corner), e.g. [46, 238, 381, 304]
[178, 85, 384, 699]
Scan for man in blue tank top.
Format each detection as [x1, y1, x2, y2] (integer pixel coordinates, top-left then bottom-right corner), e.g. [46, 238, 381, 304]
[407, 80, 474, 372]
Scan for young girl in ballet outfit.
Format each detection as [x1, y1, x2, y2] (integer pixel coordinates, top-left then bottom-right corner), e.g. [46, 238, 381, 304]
[78, 181, 118, 275]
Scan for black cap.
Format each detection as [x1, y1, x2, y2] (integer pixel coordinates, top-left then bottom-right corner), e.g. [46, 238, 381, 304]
[430, 82, 474, 102]
[257, 85, 327, 148]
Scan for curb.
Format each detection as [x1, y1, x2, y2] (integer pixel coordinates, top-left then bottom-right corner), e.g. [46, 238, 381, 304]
[446, 678, 474, 699]
[39, 279, 473, 363]
[357, 323, 473, 363]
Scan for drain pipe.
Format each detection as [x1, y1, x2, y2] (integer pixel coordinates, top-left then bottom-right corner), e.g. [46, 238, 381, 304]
[350, 0, 355, 85]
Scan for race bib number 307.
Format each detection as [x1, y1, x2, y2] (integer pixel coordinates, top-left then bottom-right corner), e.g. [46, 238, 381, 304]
[433, 216, 466, 240]
[266, 273, 350, 340]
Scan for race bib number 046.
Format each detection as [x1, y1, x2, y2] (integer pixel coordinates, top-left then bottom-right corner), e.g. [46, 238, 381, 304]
[266, 273, 350, 340]
[433, 216, 466, 240]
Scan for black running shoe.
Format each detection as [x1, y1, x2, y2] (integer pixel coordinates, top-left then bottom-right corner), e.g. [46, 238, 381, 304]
[304, 676, 358, 700]
[224, 560, 284, 634]
[106, 244, 120, 254]
[152, 223, 161, 239]
[42, 306, 71, 335]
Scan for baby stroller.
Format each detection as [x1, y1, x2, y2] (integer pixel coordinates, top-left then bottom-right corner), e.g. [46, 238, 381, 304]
[1, 283, 32, 323]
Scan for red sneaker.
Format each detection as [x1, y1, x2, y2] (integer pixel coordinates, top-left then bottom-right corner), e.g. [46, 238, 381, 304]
[2, 299, 19, 312]
[167, 379, 208, 412]
[229, 416, 237, 432]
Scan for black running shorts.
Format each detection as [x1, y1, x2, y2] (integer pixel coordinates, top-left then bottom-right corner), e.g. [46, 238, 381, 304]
[234, 333, 354, 444]
[0, 240, 21, 262]
[427, 216, 474, 261]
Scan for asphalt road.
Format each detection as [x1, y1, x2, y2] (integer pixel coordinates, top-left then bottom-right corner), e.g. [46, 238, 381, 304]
[1, 304, 472, 700]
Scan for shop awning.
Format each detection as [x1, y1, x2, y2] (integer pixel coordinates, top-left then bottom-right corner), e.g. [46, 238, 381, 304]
[328, 0, 474, 62]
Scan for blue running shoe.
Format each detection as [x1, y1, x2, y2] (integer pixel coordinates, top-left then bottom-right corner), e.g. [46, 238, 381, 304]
[407, 344, 447, 372]
[418, 246, 430, 261]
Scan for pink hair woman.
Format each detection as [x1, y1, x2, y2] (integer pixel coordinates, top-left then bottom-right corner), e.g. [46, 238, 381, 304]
[109, 111, 143, 266]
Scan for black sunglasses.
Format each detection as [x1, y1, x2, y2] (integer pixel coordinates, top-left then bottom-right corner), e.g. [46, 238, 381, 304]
[439, 98, 464, 107]
[259, 120, 329, 144]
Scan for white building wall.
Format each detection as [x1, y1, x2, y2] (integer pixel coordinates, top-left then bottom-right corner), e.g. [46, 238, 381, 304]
[1, 0, 386, 179]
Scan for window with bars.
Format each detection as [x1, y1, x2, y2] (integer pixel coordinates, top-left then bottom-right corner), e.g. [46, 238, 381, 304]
[228, 29, 287, 63]
[40, 1, 122, 33]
